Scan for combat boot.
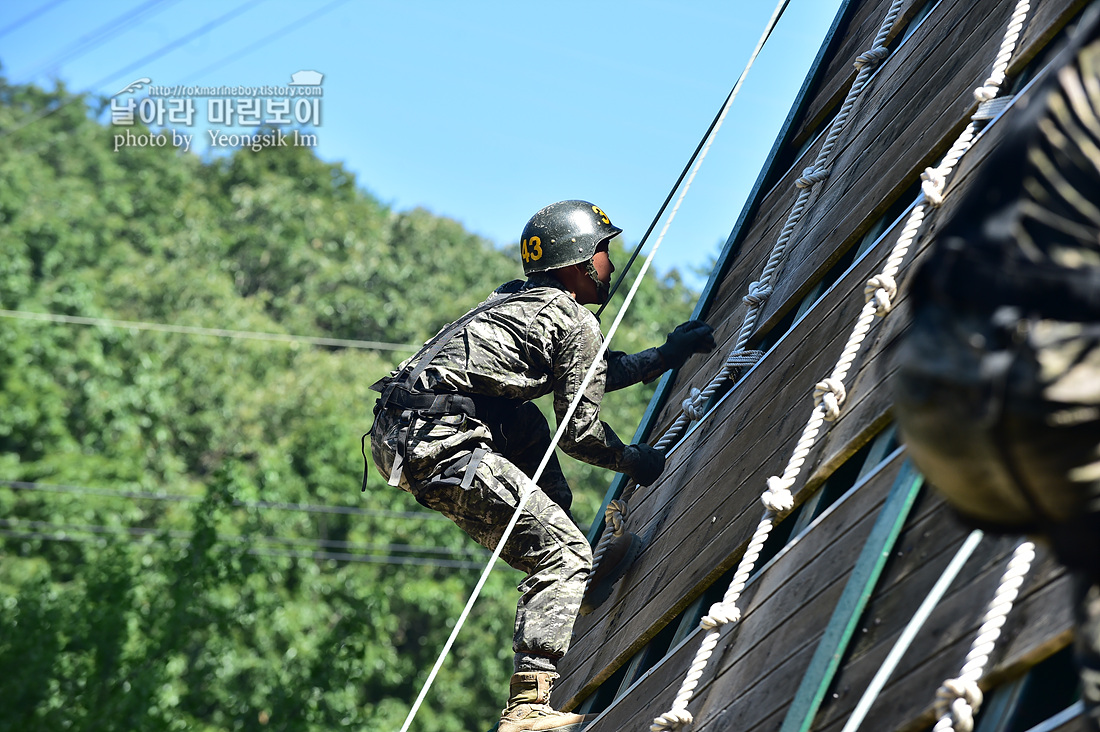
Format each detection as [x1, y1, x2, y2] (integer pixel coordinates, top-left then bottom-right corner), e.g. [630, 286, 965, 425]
[579, 531, 641, 615]
[498, 672, 593, 732]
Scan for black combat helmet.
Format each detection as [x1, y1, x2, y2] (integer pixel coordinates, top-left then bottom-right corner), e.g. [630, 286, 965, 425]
[520, 200, 623, 276]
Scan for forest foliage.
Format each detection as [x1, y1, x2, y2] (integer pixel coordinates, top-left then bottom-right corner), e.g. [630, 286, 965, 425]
[0, 78, 699, 732]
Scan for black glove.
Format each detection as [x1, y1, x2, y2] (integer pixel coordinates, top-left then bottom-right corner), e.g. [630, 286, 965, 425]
[621, 444, 666, 486]
[657, 320, 716, 370]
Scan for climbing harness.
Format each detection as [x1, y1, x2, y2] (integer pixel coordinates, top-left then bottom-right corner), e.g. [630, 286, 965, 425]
[643, 0, 1036, 729]
[364, 285, 527, 491]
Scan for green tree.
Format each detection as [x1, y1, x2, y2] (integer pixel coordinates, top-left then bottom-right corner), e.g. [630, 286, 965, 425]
[0, 74, 699, 732]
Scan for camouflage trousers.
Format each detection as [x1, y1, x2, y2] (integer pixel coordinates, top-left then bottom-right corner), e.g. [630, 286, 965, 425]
[892, 304, 1100, 726]
[371, 400, 593, 664]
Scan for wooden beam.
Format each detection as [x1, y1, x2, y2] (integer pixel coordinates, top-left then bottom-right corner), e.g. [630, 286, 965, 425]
[778, 460, 924, 732]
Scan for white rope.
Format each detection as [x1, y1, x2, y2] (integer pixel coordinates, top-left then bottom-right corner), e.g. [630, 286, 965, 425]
[650, 0, 1033, 727]
[651, 0, 904, 457]
[399, 195, 673, 729]
[650, 5, 906, 726]
[581, 0, 792, 602]
[933, 541, 1036, 732]
[651, 516, 778, 732]
[399, 0, 803, 709]
[975, 1, 1031, 101]
[399, 179, 678, 729]
[841, 531, 985, 732]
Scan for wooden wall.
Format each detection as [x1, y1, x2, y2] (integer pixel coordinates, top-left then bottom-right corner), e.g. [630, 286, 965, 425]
[555, 0, 1090, 730]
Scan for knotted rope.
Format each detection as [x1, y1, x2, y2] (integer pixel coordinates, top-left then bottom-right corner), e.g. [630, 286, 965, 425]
[649, 0, 1033, 729]
[580, 0, 792, 607]
[649, 0, 904, 461]
[932, 540, 1036, 732]
[649, 6, 908, 729]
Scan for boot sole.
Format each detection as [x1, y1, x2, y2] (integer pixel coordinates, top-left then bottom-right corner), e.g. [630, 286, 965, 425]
[553, 723, 589, 732]
[579, 532, 642, 616]
[499, 722, 590, 732]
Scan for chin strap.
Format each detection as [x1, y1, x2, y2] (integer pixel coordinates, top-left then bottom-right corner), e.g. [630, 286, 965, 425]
[582, 259, 610, 305]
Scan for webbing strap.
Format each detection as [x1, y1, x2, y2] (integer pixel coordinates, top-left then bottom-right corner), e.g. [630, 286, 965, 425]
[460, 447, 489, 490]
[389, 286, 527, 398]
[364, 286, 527, 492]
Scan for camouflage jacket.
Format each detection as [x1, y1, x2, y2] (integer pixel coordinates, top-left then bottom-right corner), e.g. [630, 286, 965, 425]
[386, 273, 666, 472]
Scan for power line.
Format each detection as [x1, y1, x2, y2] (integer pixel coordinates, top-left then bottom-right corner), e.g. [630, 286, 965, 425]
[0, 517, 488, 559]
[182, 0, 355, 84]
[0, 0, 269, 140]
[0, 528, 490, 570]
[84, 0, 270, 92]
[18, 0, 184, 83]
[1, 479, 451, 522]
[0, 309, 421, 352]
[0, 0, 70, 40]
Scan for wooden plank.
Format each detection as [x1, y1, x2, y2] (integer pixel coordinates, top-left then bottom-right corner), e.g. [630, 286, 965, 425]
[753, 0, 1085, 336]
[778, 460, 924, 732]
[795, 0, 927, 147]
[697, 0, 977, 336]
[750, 0, 1014, 330]
[565, 0, 1087, 710]
[641, 34, 1072, 575]
[575, 454, 900, 726]
[560, 447, 903, 711]
[812, 542, 1074, 732]
[654, 0, 1085, 444]
[642, 0, 982, 437]
[693, 0, 1080, 366]
[561, 232, 923, 692]
[687, 466, 904, 732]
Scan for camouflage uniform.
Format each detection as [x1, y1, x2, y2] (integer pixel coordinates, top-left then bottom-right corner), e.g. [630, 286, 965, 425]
[370, 273, 665, 666]
[892, 6, 1100, 724]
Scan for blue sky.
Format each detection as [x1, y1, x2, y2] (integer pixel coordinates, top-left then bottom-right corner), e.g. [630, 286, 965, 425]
[1, 0, 845, 287]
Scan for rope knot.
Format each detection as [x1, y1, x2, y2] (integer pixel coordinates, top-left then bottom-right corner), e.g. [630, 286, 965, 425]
[814, 378, 847, 421]
[651, 708, 694, 731]
[604, 499, 628, 536]
[921, 165, 948, 207]
[854, 45, 889, 69]
[972, 96, 1011, 121]
[796, 166, 830, 189]
[974, 85, 1000, 102]
[743, 281, 773, 306]
[864, 273, 897, 316]
[682, 387, 707, 421]
[726, 349, 765, 370]
[763, 475, 795, 513]
[935, 678, 983, 732]
[701, 601, 741, 629]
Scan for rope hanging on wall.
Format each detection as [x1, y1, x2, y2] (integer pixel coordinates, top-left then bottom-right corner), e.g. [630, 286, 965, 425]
[644, 0, 1035, 728]
[586, 0, 908, 604]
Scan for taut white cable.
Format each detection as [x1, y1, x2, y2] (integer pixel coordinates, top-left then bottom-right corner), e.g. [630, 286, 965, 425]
[585, 0, 792, 601]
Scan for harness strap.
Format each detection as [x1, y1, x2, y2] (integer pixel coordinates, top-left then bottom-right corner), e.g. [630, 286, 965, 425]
[460, 447, 489, 490]
[394, 286, 528, 394]
[388, 411, 410, 487]
[363, 285, 528, 491]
